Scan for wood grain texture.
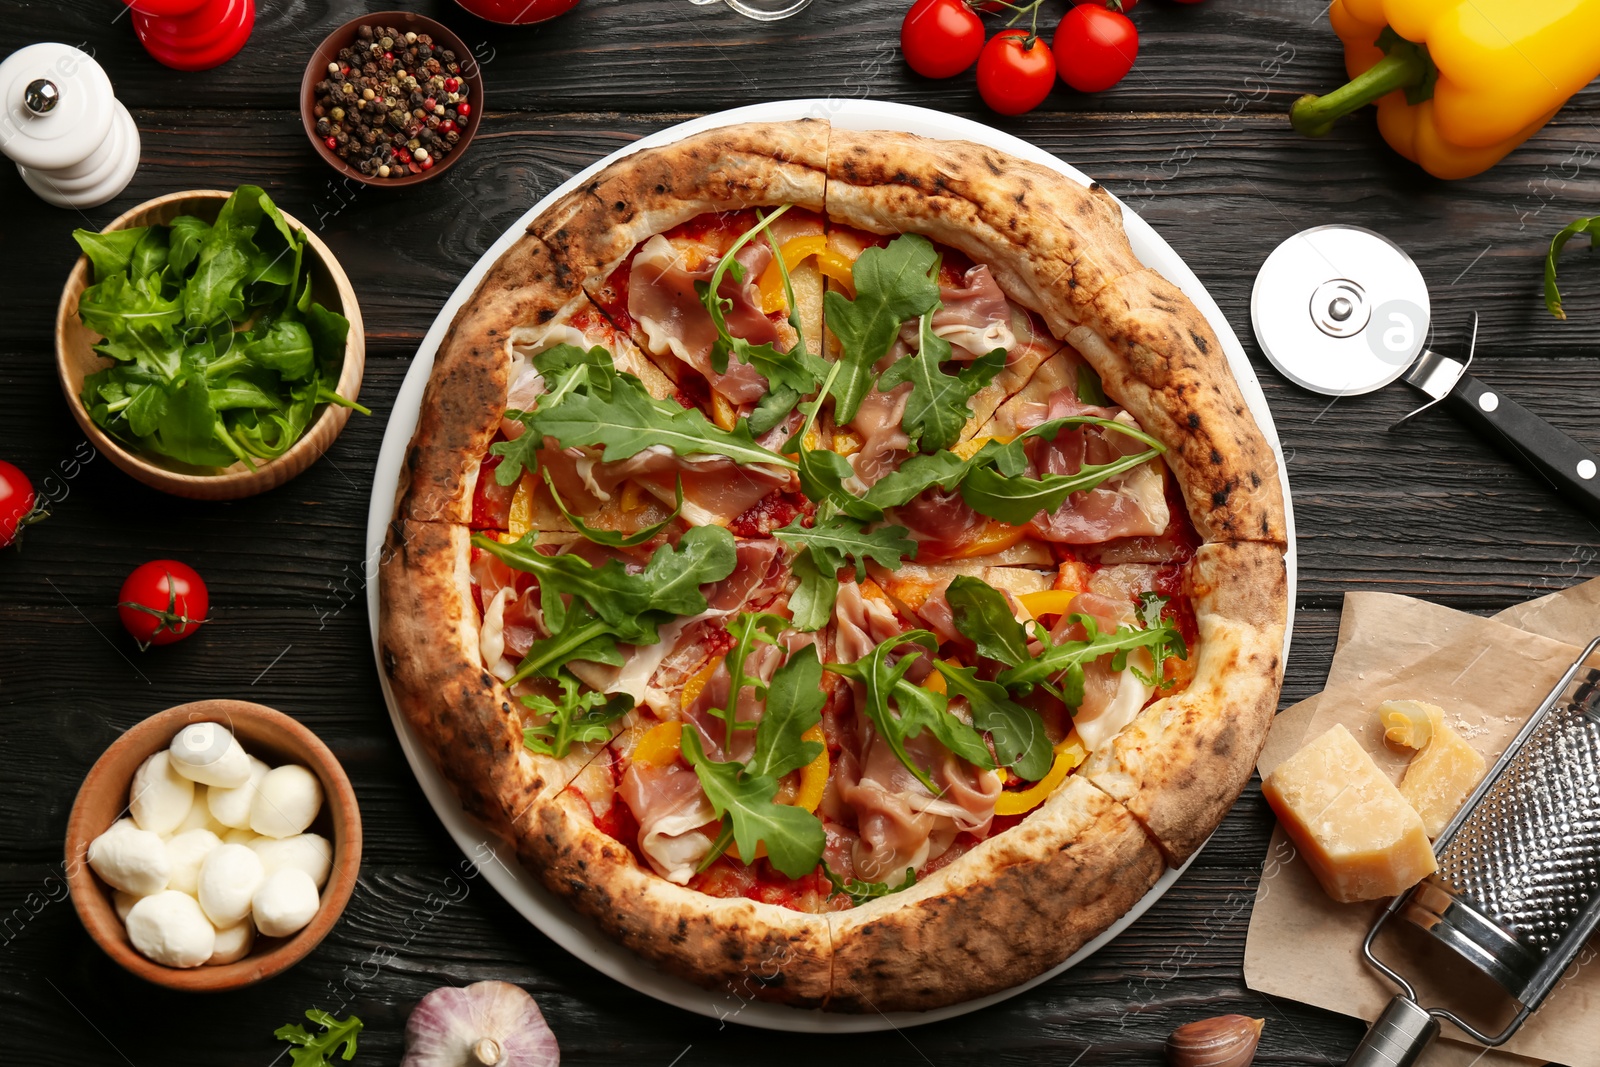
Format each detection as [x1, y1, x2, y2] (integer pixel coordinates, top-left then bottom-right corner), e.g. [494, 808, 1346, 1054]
[2, 0, 1597, 1062]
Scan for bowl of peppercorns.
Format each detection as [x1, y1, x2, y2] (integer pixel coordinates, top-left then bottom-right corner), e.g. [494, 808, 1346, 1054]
[300, 12, 483, 186]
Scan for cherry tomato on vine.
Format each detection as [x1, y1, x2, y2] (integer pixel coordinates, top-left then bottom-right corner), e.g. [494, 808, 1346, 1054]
[901, 0, 986, 79]
[1053, 4, 1138, 93]
[0, 461, 36, 549]
[977, 29, 1056, 116]
[118, 560, 209, 649]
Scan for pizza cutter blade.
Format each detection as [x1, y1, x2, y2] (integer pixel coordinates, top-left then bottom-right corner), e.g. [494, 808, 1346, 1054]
[1252, 225, 1600, 520]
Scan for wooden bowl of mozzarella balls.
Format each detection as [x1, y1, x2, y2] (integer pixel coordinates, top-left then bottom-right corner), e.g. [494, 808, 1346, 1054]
[65, 700, 361, 991]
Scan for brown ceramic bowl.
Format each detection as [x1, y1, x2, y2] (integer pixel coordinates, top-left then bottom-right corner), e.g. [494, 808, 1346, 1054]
[300, 11, 484, 187]
[65, 700, 362, 992]
[55, 190, 366, 500]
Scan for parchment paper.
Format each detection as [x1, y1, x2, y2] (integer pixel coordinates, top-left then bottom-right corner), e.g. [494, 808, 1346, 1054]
[1244, 578, 1600, 1067]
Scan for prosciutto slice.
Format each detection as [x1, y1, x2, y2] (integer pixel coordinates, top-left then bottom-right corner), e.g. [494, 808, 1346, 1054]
[628, 234, 772, 404]
[927, 264, 1016, 360]
[1019, 389, 1170, 544]
[619, 761, 717, 884]
[1046, 591, 1154, 754]
[846, 383, 912, 492]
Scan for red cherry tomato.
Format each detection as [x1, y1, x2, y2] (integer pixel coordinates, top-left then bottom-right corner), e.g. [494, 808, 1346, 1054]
[118, 561, 209, 649]
[1072, 0, 1136, 8]
[1053, 5, 1138, 92]
[977, 30, 1056, 116]
[901, 0, 986, 79]
[448, 0, 578, 25]
[0, 461, 35, 549]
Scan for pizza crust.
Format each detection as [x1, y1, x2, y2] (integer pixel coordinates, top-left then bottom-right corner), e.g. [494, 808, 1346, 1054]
[1081, 541, 1289, 864]
[827, 776, 1163, 1012]
[517, 790, 834, 1009]
[396, 235, 576, 524]
[532, 120, 830, 287]
[377, 519, 606, 836]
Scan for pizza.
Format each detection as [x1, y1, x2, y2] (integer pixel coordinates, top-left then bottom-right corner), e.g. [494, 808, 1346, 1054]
[378, 119, 1288, 1013]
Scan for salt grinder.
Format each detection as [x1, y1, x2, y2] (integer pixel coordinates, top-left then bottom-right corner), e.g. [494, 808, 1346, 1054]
[1347, 636, 1600, 1067]
[124, 0, 254, 72]
[0, 43, 140, 209]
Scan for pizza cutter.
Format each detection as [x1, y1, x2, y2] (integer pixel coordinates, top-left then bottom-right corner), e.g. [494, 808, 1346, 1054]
[1252, 225, 1600, 520]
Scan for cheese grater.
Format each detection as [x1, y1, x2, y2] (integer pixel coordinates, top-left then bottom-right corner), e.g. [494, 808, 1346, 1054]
[1347, 635, 1600, 1067]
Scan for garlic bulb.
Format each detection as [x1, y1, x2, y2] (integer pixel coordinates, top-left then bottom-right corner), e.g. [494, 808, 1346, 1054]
[402, 981, 559, 1067]
[1166, 1014, 1265, 1067]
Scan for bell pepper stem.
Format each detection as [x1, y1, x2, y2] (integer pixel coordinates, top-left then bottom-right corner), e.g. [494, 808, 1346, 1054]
[1291, 50, 1428, 138]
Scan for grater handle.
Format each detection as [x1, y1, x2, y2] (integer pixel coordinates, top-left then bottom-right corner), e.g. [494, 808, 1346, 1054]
[1345, 996, 1440, 1067]
[1442, 371, 1600, 519]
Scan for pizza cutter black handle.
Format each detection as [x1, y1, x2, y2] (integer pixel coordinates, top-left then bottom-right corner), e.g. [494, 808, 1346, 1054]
[1445, 372, 1600, 521]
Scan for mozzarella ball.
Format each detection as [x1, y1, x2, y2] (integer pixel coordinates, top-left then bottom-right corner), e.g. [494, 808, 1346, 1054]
[249, 833, 333, 889]
[164, 828, 222, 896]
[172, 785, 228, 837]
[249, 765, 322, 839]
[129, 751, 195, 835]
[87, 823, 170, 896]
[207, 756, 269, 829]
[252, 868, 319, 938]
[206, 920, 255, 965]
[126, 891, 215, 968]
[113, 891, 142, 923]
[169, 723, 252, 788]
[221, 826, 258, 846]
[197, 844, 264, 928]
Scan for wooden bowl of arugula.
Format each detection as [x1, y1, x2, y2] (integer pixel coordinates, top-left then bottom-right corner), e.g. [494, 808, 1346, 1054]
[55, 188, 367, 500]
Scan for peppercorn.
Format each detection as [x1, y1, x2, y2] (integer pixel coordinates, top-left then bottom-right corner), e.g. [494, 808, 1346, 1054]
[457, 102, 470, 117]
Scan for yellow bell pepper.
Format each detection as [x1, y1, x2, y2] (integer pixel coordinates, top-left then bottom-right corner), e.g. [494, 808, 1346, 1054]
[507, 472, 535, 539]
[632, 721, 684, 768]
[794, 724, 829, 813]
[1291, 0, 1600, 179]
[994, 732, 1088, 817]
[757, 235, 856, 313]
[1018, 589, 1080, 621]
[680, 655, 723, 712]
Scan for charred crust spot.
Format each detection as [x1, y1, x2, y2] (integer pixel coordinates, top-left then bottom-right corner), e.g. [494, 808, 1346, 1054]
[1189, 331, 1209, 354]
[1212, 488, 1230, 507]
[486, 328, 498, 338]
[1068, 278, 1078, 289]
[1250, 470, 1262, 488]
[1089, 181, 1102, 192]
[536, 308, 555, 323]
[1211, 450, 1223, 465]
[1188, 412, 1201, 429]
[614, 200, 626, 211]
[1261, 514, 1271, 535]
[984, 156, 1002, 176]
[656, 183, 667, 194]
[479, 671, 494, 688]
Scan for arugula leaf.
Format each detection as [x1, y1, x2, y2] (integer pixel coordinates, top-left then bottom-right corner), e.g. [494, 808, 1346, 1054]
[1076, 364, 1109, 406]
[700, 206, 828, 433]
[862, 448, 974, 510]
[709, 612, 788, 749]
[543, 466, 684, 548]
[931, 661, 1051, 781]
[273, 1009, 362, 1067]
[749, 643, 827, 780]
[128, 227, 170, 282]
[488, 344, 619, 486]
[878, 307, 1004, 453]
[521, 672, 633, 757]
[999, 608, 1187, 706]
[1546, 214, 1600, 320]
[825, 864, 916, 906]
[167, 216, 209, 276]
[772, 514, 915, 631]
[77, 273, 183, 342]
[957, 415, 1165, 525]
[822, 234, 942, 423]
[510, 604, 623, 685]
[786, 544, 834, 633]
[790, 436, 883, 523]
[945, 574, 1030, 666]
[683, 728, 827, 879]
[522, 359, 795, 471]
[475, 525, 737, 646]
[73, 227, 146, 282]
[773, 515, 915, 578]
[829, 631, 994, 792]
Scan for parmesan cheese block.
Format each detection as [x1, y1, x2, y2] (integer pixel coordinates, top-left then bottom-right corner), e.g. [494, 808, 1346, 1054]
[1262, 724, 1437, 903]
[1399, 719, 1486, 838]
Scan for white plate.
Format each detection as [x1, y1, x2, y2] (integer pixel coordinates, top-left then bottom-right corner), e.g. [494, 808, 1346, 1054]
[365, 99, 1298, 1032]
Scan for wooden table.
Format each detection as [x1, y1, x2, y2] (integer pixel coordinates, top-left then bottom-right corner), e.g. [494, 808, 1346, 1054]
[3, 1, 1597, 1062]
